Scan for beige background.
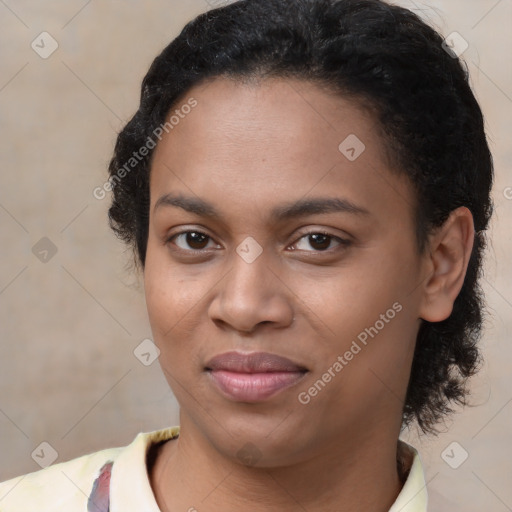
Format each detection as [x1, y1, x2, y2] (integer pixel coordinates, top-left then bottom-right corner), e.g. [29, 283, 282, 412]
[0, 0, 510, 510]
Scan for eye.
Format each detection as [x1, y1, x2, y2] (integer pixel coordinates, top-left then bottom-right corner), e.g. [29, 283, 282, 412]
[167, 230, 219, 252]
[291, 231, 351, 252]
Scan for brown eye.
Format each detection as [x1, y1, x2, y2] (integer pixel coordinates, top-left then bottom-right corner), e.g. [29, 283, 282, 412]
[168, 231, 215, 251]
[293, 231, 351, 252]
[307, 233, 331, 251]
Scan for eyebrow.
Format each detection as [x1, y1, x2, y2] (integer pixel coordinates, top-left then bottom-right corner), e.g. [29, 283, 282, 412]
[153, 193, 371, 222]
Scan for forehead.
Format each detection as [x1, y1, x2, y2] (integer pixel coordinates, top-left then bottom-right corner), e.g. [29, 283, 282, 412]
[149, 77, 415, 227]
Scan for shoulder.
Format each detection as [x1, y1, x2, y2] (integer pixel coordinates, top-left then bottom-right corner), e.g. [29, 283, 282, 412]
[0, 444, 122, 511]
[0, 427, 180, 512]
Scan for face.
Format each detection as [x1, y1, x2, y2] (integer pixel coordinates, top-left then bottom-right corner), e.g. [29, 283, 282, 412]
[144, 77, 428, 466]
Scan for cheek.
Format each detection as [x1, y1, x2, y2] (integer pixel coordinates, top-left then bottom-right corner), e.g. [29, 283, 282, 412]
[305, 246, 419, 354]
[144, 266, 197, 386]
[144, 244, 201, 333]
[143, 247, 214, 385]
[324, 269, 419, 404]
[144, 257, 176, 336]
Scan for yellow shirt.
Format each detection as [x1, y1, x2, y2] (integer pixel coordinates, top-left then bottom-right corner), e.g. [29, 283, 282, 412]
[0, 426, 428, 511]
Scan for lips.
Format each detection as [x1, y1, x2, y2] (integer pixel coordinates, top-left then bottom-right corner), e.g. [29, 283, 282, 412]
[205, 351, 308, 402]
[205, 351, 307, 373]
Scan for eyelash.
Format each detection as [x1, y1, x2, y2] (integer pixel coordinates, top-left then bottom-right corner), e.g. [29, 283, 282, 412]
[165, 229, 351, 255]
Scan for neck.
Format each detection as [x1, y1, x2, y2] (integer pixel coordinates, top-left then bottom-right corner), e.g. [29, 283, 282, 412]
[149, 418, 405, 512]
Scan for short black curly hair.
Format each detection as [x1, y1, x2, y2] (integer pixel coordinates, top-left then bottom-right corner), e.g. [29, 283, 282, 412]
[107, 0, 494, 434]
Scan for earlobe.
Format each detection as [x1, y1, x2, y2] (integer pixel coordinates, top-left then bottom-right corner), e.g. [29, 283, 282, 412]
[419, 206, 475, 323]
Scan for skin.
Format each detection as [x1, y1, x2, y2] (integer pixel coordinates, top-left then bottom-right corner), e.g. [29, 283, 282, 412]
[143, 77, 474, 512]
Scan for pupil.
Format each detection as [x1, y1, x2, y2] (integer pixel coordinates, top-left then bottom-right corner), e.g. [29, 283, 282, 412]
[310, 234, 330, 250]
[188, 232, 207, 249]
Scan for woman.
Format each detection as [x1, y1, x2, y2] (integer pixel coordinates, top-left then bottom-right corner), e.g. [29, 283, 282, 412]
[0, 0, 493, 510]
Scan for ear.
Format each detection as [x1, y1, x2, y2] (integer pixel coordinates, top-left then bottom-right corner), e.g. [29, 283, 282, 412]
[418, 206, 475, 322]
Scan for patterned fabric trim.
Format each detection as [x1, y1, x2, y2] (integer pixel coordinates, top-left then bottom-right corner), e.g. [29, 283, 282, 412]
[87, 461, 113, 512]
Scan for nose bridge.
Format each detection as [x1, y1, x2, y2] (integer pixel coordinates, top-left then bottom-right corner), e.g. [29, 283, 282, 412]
[227, 237, 274, 304]
[209, 236, 293, 331]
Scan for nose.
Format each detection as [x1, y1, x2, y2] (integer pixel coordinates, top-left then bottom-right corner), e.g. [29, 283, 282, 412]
[208, 246, 295, 334]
